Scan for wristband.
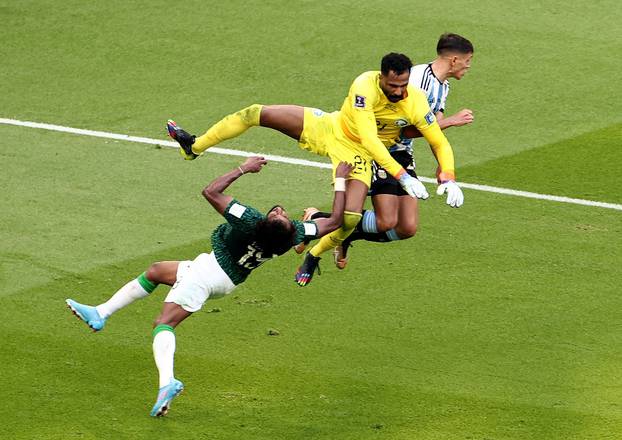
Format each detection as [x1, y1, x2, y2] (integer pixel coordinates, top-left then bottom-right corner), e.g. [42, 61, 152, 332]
[238, 166, 245, 175]
[334, 177, 346, 192]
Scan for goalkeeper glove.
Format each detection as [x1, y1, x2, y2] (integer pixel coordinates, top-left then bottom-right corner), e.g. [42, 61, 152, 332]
[436, 180, 464, 208]
[398, 173, 429, 199]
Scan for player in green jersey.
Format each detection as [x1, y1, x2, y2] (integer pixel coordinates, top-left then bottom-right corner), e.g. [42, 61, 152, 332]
[66, 156, 352, 417]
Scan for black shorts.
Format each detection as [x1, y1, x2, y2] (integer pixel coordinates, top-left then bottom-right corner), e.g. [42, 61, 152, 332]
[370, 150, 417, 197]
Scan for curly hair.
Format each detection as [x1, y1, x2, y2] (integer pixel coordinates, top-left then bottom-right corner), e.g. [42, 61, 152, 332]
[254, 218, 296, 256]
[381, 52, 413, 76]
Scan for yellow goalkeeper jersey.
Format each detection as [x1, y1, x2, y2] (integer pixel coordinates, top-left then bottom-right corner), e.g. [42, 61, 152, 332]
[338, 71, 456, 181]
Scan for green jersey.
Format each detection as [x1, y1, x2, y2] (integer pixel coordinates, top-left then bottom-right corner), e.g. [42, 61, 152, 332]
[211, 199, 319, 285]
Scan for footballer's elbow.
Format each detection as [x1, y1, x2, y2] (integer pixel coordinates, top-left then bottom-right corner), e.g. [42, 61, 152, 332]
[202, 186, 216, 202]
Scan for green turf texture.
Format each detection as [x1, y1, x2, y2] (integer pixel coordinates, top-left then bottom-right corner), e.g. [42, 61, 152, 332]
[2, 1, 622, 439]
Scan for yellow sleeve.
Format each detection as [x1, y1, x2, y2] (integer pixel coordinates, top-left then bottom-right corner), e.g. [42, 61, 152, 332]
[352, 110, 406, 178]
[411, 95, 456, 181]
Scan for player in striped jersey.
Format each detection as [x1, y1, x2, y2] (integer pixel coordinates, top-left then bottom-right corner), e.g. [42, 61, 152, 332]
[66, 157, 352, 417]
[332, 33, 474, 268]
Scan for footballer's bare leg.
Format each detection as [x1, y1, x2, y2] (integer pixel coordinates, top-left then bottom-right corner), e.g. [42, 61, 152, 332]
[297, 179, 366, 285]
[372, 194, 418, 238]
[307, 179, 366, 255]
[181, 104, 304, 156]
[66, 261, 180, 331]
[344, 179, 368, 213]
[371, 194, 400, 232]
[394, 195, 419, 238]
[153, 302, 192, 329]
[259, 105, 305, 140]
[145, 261, 179, 286]
[333, 193, 418, 269]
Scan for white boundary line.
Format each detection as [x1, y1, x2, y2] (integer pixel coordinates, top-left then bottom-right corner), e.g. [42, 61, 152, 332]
[2, 117, 621, 212]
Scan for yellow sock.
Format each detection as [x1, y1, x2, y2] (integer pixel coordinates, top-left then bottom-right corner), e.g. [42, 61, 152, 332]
[192, 104, 263, 154]
[309, 211, 362, 257]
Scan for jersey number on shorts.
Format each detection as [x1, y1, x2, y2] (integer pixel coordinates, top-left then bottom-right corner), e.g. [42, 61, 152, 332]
[238, 244, 272, 269]
[353, 155, 368, 175]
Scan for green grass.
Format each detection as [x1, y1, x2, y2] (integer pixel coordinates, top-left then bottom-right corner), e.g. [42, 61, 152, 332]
[2, 129, 621, 439]
[461, 122, 622, 203]
[1, 1, 622, 439]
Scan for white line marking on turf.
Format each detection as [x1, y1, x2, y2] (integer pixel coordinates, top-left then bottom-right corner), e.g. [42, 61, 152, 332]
[0, 118, 330, 170]
[2, 117, 621, 212]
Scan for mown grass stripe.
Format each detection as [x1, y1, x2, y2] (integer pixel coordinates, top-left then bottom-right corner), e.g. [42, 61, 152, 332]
[2, 117, 621, 211]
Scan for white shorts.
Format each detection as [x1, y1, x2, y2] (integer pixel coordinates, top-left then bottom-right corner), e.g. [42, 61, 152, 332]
[164, 252, 236, 312]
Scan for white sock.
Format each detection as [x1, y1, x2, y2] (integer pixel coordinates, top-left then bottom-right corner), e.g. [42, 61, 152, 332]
[153, 328, 176, 388]
[95, 279, 150, 319]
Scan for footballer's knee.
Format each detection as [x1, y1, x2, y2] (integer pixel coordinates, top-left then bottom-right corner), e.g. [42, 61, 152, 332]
[145, 262, 168, 284]
[145, 262, 178, 286]
[375, 215, 398, 233]
[153, 302, 192, 328]
[343, 211, 362, 232]
[145, 262, 163, 283]
[153, 317, 178, 329]
[153, 316, 165, 328]
[395, 223, 418, 239]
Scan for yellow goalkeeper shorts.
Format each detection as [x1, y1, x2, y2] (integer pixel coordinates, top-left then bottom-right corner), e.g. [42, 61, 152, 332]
[298, 107, 372, 186]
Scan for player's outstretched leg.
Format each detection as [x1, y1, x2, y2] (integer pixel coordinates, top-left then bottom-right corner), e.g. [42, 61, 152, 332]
[151, 323, 184, 417]
[168, 104, 266, 161]
[167, 120, 198, 160]
[66, 270, 162, 333]
[295, 252, 321, 287]
[66, 299, 107, 332]
[150, 302, 192, 417]
[168, 105, 304, 161]
[150, 378, 184, 417]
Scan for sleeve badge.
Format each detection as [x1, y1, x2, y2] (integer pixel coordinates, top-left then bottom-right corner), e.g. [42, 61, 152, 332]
[228, 203, 247, 218]
[354, 95, 366, 108]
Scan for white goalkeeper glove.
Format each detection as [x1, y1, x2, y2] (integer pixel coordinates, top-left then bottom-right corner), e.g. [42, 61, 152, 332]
[436, 180, 464, 208]
[398, 173, 429, 199]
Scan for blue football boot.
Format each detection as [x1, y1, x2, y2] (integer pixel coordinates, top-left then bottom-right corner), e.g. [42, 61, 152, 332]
[66, 299, 107, 332]
[150, 379, 184, 417]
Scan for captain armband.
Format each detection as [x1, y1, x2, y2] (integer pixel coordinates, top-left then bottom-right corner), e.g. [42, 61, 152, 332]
[334, 177, 346, 192]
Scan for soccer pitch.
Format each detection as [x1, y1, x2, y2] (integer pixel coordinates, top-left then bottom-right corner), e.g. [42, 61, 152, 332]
[2, 1, 621, 439]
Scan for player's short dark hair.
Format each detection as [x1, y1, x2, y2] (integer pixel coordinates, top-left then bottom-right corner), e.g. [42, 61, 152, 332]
[254, 218, 296, 256]
[381, 53, 413, 75]
[436, 33, 474, 55]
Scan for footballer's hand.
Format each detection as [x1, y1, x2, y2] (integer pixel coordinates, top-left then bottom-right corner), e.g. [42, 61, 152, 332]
[399, 173, 429, 199]
[240, 156, 267, 174]
[437, 180, 464, 208]
[334, 161, 354, 179]
[448, 109, 474, 127]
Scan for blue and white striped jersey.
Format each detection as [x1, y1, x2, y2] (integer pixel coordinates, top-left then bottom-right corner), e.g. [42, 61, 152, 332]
[410, 63, 450, 115]
[390, 62, 450, 155]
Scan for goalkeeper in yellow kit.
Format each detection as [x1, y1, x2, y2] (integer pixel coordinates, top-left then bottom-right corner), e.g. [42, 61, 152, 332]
[167, 53, 460, 286]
